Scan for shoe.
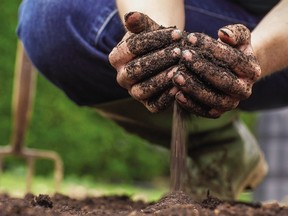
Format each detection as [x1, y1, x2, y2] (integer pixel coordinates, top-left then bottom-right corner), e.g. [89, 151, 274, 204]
[96, 100, 268, 200]
[184, 118, 268, 200]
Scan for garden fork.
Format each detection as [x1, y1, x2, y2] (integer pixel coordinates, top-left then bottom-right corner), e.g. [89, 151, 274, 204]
[0, 41, 63, 193]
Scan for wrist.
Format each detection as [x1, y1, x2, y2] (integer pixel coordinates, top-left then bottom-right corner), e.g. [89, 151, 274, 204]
[116, 0, 185, 30]
[252, 32, 288, 79]
[251, 0, 288, 79]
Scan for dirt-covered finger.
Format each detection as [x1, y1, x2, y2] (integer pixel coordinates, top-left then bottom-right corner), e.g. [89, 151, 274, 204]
[124, 12, 160, 33]
[130, 67, 178, 100]
[187, 33, 261, 81]
[143, 88, 178, 113]
[218, 24, 251, 47]
[126, 28, 182, 56]
[173, 69, 239, 111]
[109, 34, 134, 69]
[182, 50, 252, 99]
[109, 29, 182, 69]
[175, 92, 223, 118]
[118, 47, 181, 88]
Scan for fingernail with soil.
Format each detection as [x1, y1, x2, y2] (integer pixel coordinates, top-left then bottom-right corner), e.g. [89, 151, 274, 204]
[172, 47, 181, 57]
[124, 12, 136, 22]
[187, 33, 197, 44]
[169, 87, 179, 96]
[182, 50, 193, 61]
[172, 29, 183, 40]
[219, 27, 233, 38]
[173, 72, 186, 86]
[124, 12, 148, 33]
[167, 67, 178, 78]
[176, 92, 187, 103]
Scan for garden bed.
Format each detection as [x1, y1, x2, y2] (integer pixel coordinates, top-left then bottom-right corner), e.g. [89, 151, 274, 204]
[1, 191, 287, 216]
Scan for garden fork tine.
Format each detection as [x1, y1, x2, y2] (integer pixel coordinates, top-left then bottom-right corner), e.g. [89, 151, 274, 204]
[0, 41, 63, 193]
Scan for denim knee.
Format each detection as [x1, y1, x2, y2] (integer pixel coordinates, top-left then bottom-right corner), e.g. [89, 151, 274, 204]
[17, 0, 128, 105]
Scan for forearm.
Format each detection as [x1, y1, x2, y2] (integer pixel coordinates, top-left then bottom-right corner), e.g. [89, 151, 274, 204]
[116, 0, 185, 30]
[252, 0, 288, 78]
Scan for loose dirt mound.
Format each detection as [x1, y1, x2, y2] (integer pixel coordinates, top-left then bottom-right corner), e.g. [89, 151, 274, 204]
[0, 191, 287, 216]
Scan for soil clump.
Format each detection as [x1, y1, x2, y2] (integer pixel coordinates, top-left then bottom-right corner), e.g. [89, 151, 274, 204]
[1, 191, 288, 216]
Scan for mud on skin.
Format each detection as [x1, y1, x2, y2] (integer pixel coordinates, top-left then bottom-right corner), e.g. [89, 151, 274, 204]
[219, 24, 251, 47]
[145, 87, 175, 113]
[118, 12, 260, 118]
[181, 51, 243, 97]
[125, 29, 231, 117]
[126, 29, 178, 56]
[187, 32, 260, 82]
[126, 29, 253, 117]
[125, 45, 181, 82]
[124, 12, 162, 33]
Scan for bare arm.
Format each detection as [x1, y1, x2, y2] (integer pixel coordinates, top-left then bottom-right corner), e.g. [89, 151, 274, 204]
[111, 2, 286, 117]
[252, 0, 288, 78]
[116, 0, 185, 30]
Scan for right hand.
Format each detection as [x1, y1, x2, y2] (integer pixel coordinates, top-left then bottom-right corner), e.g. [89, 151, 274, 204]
[173, 24, 261, 118]
[109, 12, 183, 112]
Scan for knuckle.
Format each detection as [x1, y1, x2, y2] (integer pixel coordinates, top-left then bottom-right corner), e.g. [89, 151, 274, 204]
[108, 49, 118, 68]
[239, 89, 252, 100]
[253, 65, 262, 81]
[116, 67, 131, 89]
[145, 102, 160, 113]
[127, 29, 177, 56]
[236, 24, 250, 32]
[181, 100, 223, 119]
[145, 91, 173, 113]
[130, 86, 146, 100]
[221, 99, 239, 111]
[116, 74, 126, 88]
[230, 85, 250, 100]
[243, 82, 253, 98]
[211, 96, 238, 111]
[126, 61, 141, 80]
[242, 85, 253, 99]
[207, 109, 223, 118]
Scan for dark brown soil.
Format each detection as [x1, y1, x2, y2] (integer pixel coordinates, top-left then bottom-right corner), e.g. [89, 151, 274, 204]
[1, 191, 288, 216]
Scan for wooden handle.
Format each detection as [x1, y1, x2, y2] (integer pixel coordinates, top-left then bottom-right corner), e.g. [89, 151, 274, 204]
[10, 41, 36, 153]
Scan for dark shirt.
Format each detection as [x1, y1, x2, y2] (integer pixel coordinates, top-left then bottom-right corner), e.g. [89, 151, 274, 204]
[230, 0, 280, 14]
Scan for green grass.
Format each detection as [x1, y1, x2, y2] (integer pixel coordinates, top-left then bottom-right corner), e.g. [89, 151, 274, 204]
[0, 168, 169, 202]
[0, 168, 251, 202]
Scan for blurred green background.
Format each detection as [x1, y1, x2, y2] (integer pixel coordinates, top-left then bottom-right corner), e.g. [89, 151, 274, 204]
[0, 0, 257, 197]
[0, 0, 170, 184]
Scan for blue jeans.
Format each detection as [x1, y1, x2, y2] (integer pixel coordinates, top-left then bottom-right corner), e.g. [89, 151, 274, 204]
[17, 0, 288, 110]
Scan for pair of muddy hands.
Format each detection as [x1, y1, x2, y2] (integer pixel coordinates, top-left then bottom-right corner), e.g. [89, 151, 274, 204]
[109, 12, 261, 118]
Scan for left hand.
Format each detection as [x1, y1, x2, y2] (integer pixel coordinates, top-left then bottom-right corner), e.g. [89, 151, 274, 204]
[173, 24, 261, 118]
[109, 12, 183, 113]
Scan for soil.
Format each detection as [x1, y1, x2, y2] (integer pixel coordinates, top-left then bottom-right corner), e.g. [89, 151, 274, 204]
[1, 191, 288, 216]
[2, 11, 284, 216]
